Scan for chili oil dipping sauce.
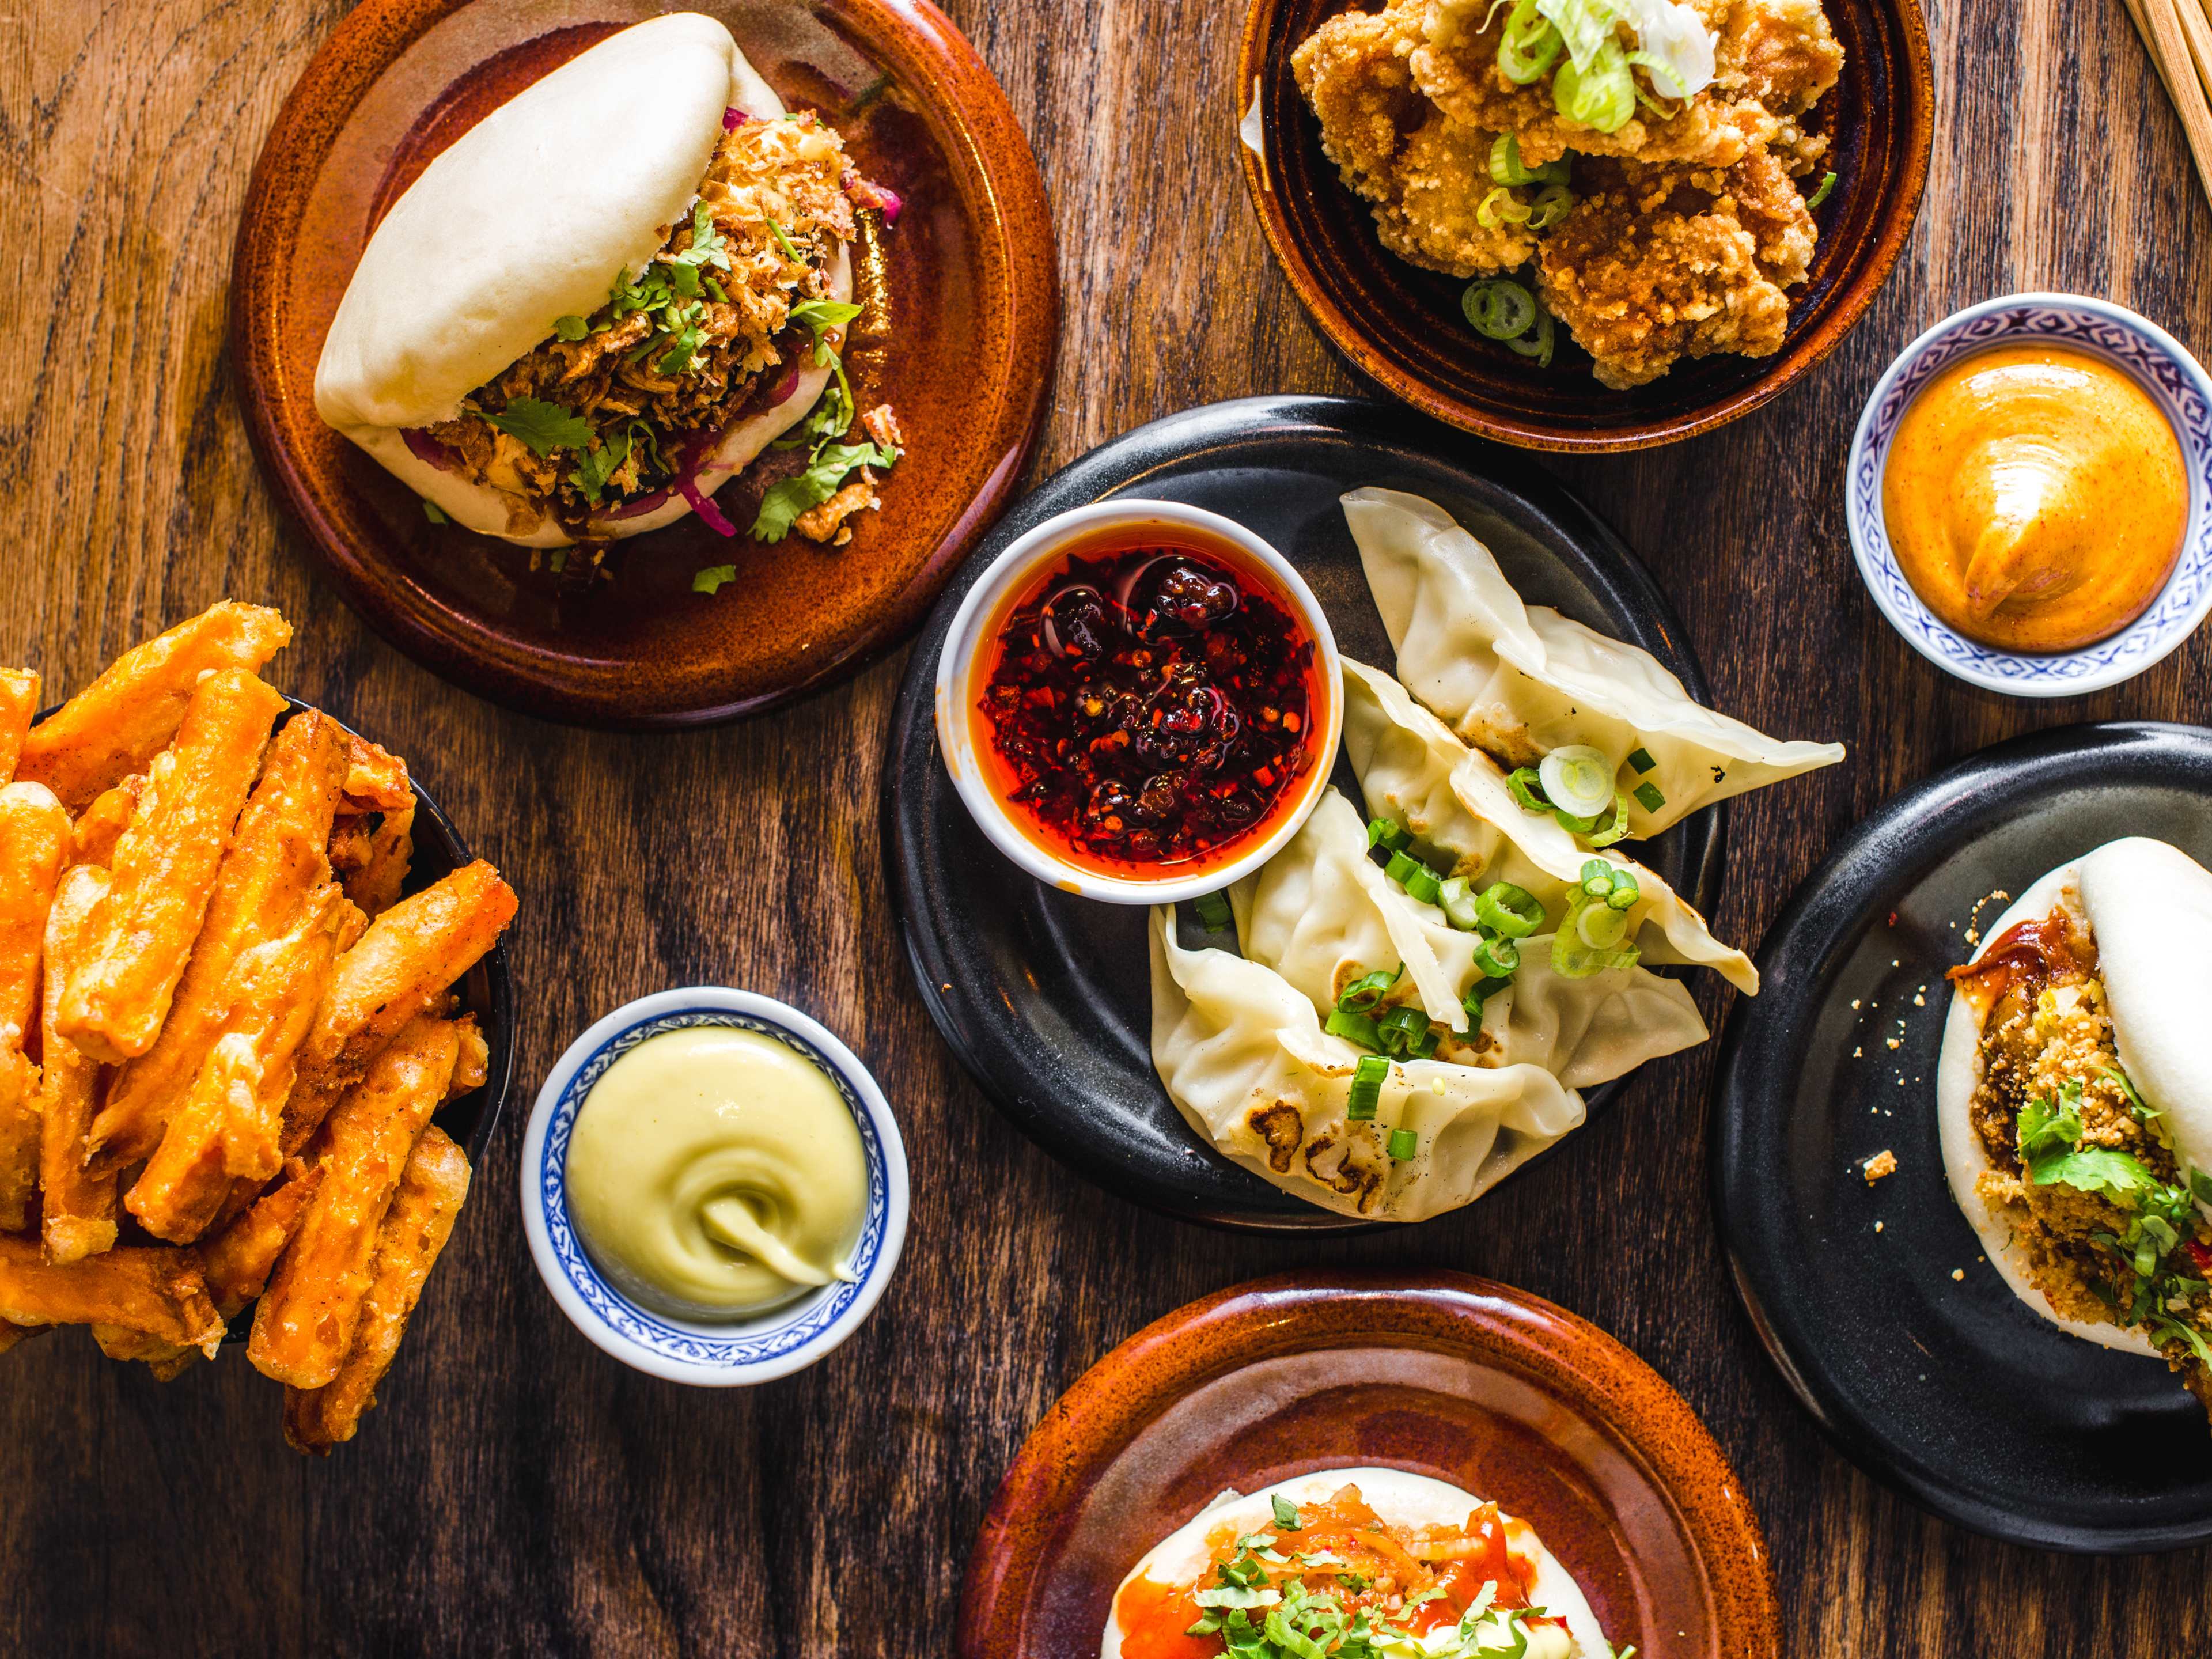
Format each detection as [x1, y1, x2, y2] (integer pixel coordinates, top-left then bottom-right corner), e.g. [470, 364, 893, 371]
[935, 501, 1342, 903]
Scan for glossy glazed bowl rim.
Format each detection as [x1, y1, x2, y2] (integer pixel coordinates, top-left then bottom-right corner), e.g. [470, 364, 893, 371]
[518, 986, 911, 1387]
[932, 497, 1346, 905]
[1846, 291, 2212, 697]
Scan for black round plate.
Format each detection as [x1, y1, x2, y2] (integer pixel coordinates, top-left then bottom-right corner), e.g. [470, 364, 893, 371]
[886, 395, 1724, 1230]
[1712, 720, 2212, 1551]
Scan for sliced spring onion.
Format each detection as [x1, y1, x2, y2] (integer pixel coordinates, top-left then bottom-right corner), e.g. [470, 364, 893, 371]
[1498, 0, 1564, 81]
[1506, 767, 1551, 813]
[1489, 132, 1538, 186]
[1384, 850, 1425, 888]
[1377, 1005, 1435, 1059]
[1583, 790, 1634, 847]
[1576, 901, 1630, 949]
[1438, 876, 1481, 932]
[1368, 816, 1411, 852]
[1328, 1007, 1384, 1051]
[1539, 745, 1615, 819]
[1552, 911, 1640, 978]
[1476, 883, 1544, 938]
[1338, 966, 1402, 1014]
[1406, 866, 1444, 906]
[1605, 866, 1641, 910]
[1347, 1053, 1390, 1119]
[1503, 306, 1556, 368]
[1527, 183, 1575, 230]
[1463, 974, 1513, 1022]
[1388, 1127, 1419, 1161]
[1580, 860, 1615, 897]
[1193, 889, 1233, 931]
[1476, 186, 1535, 231]
[1552, 41, 1635, 132]
[1627, 747, 1657, 774]
[1473, 933, 1521, 978]
[1463, 278, 1537, 342]
[1631, 781, 1666, 815]
[1806, 170, 1838, 209]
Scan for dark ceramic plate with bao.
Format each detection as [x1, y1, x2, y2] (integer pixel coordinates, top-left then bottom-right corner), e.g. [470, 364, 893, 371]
[1236, 0, 1934, 450]
[886, 395, 1725, 1231]
[233, 0, 1059, 728]
[956, 1271, 1781, 1658]
[1711, 722, 2212, 1551]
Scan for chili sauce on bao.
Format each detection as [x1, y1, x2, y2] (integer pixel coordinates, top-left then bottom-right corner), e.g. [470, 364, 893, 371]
[970, 527, 1328, 879]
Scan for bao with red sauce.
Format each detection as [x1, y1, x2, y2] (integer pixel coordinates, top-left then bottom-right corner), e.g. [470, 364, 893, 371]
[1937, 836, 2212, 1419]
[1100, 1467, 1617, 1658]
[314, 13, 904, 562]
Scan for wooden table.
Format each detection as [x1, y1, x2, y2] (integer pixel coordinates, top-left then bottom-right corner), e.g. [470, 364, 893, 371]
[5, 1, 2207, 1654]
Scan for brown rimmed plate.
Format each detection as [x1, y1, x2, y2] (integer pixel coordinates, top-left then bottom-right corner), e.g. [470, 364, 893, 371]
[958, 1271, 1779, 1658]
[233, 0, 1059, 729]
[1235, 0, 1934, 451]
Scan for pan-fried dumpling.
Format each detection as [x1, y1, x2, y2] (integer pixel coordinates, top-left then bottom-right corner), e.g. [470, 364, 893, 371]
[1148, 909, 1584, 1221]
[1231, 785, 1709, 1085]
[1344, 660, 1759, 994]
[1345, 486, 1844, 838]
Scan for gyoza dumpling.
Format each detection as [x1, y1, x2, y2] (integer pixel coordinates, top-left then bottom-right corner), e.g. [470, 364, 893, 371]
[1233, 783, 1709, 1084]
[1344, 659, 1759, 994]
[1346, 486, 1844, 838]
[1149, 909, 1583, 1221]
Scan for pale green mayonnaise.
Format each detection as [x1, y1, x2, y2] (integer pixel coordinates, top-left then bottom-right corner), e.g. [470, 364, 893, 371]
[565, 1027, 868, 1320]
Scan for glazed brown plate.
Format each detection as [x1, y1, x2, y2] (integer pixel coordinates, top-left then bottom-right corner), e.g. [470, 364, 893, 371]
[1236, 0, 1934, 451]
[959, 1271, 1779, 1658]
[233, 0, 1059, 728]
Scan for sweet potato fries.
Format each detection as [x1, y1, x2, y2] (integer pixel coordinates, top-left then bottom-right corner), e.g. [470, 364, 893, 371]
[0, 604, 514, 1449]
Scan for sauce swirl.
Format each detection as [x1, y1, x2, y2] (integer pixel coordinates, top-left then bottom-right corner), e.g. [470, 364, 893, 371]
[1882, 346, 2188, 653]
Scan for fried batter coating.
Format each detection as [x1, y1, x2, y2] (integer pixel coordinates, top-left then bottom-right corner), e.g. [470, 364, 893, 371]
[1411, 0, 1753, 169]
[1534, 149, 1815, 388]
[1293, 3, 1538, 276]
[1715, 0, 1844, 116]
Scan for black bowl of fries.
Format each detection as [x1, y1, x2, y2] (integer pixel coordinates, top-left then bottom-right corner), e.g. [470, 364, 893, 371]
[1, 601, 519, 1452]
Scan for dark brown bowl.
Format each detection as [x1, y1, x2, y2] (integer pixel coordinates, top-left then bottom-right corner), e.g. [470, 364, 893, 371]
[1237, 0, 1934, 451]
[958, 1271, 1779, 1658]
[232, 0, 1060, 729]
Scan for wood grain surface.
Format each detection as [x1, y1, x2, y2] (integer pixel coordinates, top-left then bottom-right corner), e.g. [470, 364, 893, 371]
[2, 1, 2206, 1655]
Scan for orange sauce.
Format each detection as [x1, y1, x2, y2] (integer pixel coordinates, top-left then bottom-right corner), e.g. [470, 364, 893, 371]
[1881, 345, 2188, 653]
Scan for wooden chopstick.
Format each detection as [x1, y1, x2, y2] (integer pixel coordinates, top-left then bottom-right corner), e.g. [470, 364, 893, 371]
[2127, 0, 2212, 205]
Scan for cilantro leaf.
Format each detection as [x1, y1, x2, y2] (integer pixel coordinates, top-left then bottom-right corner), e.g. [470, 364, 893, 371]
[692, 564, 737, 595]
[790, 297, 865, 365]
[2029, 1145, 2164, 1204]
[569, 428, 630, 506]
[2107, 1067, 2161, 1124]
[1270, 1494, 1302, 1532]
[483, 397, 593, 457]
[421, 499, 448, 525]
[2155, 1316, 2212, 1370]
[749, 441, 898, 543]
[2018, 1086, 2084, 1163]
[552, 314, 590, 342]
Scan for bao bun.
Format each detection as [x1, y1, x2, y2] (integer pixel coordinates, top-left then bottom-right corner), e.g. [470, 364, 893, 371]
[1936, 836, 2212, 1356]
[1099, 1467, 1608, 1658]
[313, 13, 847, 546]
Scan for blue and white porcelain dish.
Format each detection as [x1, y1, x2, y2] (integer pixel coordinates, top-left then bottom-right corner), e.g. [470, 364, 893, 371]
[520, 988, 910, 1387]
[1846, 293, 2212, 697]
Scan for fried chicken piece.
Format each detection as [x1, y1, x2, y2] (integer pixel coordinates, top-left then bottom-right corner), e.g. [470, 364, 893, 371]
[1411, 0, 1753, 169]
[1292, 2, 1537, 276]
[1715, 0, 1844, 116]
[1534, 148, 1815, 388]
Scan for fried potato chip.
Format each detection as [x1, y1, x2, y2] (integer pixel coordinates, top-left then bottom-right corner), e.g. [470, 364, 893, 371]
[126, 886, 347, 1243]
[249, 1016, 459, 1388]
[0, 669, 37, 785]
[59, 669, 286, 1065]
[90, 711, 348, 1173]
[202, 1160, 325, 1316]
[282, 863, 515, 1153]
[15, 603, 290, 812]
[0, 1233, 223, 1355]
[39, 865, 118, 1263]
[0, 782, 71, 1232]
[283, 1124, 469, 1453]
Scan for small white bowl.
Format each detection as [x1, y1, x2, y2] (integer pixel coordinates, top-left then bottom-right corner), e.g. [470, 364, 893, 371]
[1846, 292, 2212, 697]
[519, 987, 909, 1387]
[933, 498, 1343, 904]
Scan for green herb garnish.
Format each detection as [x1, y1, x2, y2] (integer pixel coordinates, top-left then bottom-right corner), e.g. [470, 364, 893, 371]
[483, 396, 593, 457]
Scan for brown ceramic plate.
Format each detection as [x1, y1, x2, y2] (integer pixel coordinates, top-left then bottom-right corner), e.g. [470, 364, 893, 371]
[1236, 0, 1933, 451]
[233, 0, 1059, 728]
[959, 1271, 1779, 1658]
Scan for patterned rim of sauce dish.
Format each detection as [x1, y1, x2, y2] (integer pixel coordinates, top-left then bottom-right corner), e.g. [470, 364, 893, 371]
[1846, 292, 2212, 697]
[520, 988, 910, 1387]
